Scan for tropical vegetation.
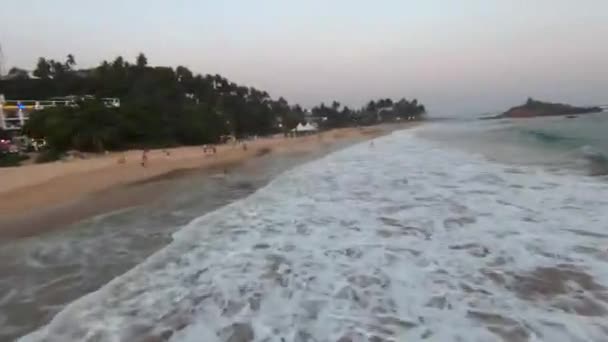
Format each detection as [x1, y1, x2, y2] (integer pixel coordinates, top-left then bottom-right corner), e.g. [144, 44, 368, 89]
[1, 53, 426, 154]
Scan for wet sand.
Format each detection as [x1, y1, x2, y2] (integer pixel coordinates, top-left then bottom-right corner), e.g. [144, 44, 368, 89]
[0, 126, 402, 239]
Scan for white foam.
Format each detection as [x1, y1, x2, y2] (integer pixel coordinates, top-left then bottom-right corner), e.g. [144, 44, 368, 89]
[21, 127, 608, 341]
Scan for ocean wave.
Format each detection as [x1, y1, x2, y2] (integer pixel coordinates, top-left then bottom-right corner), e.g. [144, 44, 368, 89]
[513, 127, 581, 148]
[581, 145, 608, 176]
[21, 128, 608, 342]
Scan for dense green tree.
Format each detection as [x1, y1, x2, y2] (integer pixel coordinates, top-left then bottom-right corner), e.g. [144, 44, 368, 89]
[4, 52, 427, 154]
[331, 101, 341, 111]
[6, 67, 29, 80]
[365, 100, 377, 112]
[49, 59, 66, 78]
[66, 54, 76, 70]
[0, 128, 11, 140]
[33, 58, 51, 79]
[24, 101, 126, 152]
[136, 53, 148, 69]
[112, 56, 126, 71]
[174, 104, 228, 144]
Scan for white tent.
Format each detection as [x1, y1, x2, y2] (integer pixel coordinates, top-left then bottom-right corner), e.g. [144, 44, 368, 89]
[304, 123, 318, 131]
[295, 122, 318, 132]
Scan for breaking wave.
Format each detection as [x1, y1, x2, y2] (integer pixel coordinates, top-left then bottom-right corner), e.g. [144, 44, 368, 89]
[21, 128, 608, 342]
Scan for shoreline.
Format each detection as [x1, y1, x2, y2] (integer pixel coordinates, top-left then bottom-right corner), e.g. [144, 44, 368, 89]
[0, 124, 412, 341]
[0, 124, 412, 239]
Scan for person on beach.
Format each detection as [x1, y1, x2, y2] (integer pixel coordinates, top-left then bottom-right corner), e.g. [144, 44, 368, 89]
[117, 154, 126, 164]
[141, 149, 148, 167]
[203, 145, 217, 155]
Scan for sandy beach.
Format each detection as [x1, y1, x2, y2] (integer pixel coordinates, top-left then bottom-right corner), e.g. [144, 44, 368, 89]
[0, 126, 402, 239]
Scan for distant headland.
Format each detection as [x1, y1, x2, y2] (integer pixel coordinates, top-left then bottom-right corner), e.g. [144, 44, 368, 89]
[487, 98, 603, 119]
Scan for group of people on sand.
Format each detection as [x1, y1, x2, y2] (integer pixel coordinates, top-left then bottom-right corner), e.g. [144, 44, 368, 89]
[139, 148, 176, 167]
[117, 144, 223, 168]
[114, 136, 284, 168]
[114, 149, 158, 167]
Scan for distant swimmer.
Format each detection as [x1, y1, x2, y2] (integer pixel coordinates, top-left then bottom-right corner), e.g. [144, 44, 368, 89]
[242, 143, 248, 151]
[370, 141, 375, 148]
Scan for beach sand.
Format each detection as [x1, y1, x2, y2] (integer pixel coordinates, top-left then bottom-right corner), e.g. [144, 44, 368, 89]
[0, 125, 404, 239]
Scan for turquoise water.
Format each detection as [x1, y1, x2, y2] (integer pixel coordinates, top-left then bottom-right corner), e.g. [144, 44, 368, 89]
[511, 113, 608, 153]
[420, 112, 608, 176]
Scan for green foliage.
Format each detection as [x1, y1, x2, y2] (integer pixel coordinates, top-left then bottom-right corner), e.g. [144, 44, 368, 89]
[66, 54, 76, 70]
[24, 101, 126, 152]
[33, 57, 52, 79]
[313, 97, 426, 129]
[136, 53, 148, 69]
[0, 128, 10, 140]
[5, 52, 428, 152]
[6, 67, 30, 80]
[35, 149, 62, 163]
[0, 153, 29, 167]
[173, 104, 228, 145]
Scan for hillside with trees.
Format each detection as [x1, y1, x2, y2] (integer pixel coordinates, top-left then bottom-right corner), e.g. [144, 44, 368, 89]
[499, 98, 601, 118]
[1, 53, 426, 155]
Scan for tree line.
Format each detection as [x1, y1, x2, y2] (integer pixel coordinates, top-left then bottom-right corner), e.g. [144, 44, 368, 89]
[1, 53, 426, 154]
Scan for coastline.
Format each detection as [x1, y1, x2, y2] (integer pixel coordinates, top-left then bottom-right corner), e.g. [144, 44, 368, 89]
[0, 124, 411, 239]
[0, 123, 415, 341]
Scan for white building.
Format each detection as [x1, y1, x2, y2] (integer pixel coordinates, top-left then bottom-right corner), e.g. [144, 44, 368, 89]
[0, 94, 120, 131]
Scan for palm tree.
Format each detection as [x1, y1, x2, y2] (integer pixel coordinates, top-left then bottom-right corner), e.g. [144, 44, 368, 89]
[33, 57, 51, 79]
[366, 100, 376, 112]
[136, 53, 148, 68]
[65, 54, 76, 70]
[112, 56, 125, 70]
[50, 59, 65, 77]
[331, 101, 341, 111]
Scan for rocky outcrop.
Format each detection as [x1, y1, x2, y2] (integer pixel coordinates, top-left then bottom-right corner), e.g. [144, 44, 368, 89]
[500, 98, 601, 118]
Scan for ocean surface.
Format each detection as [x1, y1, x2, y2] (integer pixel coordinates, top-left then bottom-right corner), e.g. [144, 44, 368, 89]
[17, 114, 608, 341]
[0, 141, 355, 342]
[419, 112, 608, 176]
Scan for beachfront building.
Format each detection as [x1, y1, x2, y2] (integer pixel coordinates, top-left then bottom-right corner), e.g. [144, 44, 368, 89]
[0, 94, 120, 131]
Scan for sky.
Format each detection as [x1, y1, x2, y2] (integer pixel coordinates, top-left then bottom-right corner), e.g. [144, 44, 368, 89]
[1, 0, 607, 116]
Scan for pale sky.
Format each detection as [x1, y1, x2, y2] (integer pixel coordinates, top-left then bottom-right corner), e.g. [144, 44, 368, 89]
[1, 0, 607, 115]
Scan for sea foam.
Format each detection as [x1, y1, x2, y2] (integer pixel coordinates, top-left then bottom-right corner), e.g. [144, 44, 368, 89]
[21, 127, 608, 342]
